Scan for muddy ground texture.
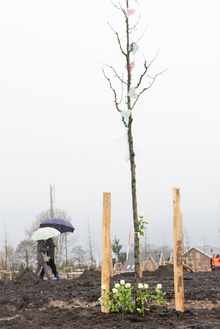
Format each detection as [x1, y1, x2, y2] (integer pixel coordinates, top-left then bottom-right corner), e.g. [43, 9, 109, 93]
[0, 268, 220, 329]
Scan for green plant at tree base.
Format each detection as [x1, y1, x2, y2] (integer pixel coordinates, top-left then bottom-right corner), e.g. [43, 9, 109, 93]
[99, 281, 168, 316]
[136, 283, 151, 317]
[151, 284, 169, 312]
[98, 285, 113, 313]
[99, 280, 135, 315]
[112, 280, 135, 314]
[137, 213, 148, 236]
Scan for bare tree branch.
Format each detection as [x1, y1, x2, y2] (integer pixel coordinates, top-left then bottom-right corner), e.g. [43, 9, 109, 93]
[131, 69, 167, 110]
[147, 49, 159, 67]
[135, 60, 148, 88]
[119, 73, 124, 104]
[102, 67, 127, 127]
[101, 63, 127, 86]
[107, 22, 126, 56]
[102, 68, 121, 112]
[129, 14, 141, 31]
[135, 50, 159, 89]
[135, 25, 148, 44]
[110, 0, 121, 10]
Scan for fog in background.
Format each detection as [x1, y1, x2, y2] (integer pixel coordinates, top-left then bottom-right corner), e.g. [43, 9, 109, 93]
[0, 1, 220, 258]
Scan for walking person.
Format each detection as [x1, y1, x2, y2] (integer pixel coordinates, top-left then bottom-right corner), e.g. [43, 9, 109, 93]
[35, 240, 51, 280]
[210, 254, 216, 271]
[40, 238, 61, 280]
[215, 254, 220, 271]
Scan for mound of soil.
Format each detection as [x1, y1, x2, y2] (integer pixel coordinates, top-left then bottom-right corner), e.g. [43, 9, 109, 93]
[0, 267, 220, 328]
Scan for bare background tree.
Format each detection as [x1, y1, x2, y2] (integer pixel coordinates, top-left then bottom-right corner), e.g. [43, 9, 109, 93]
[87, 219, 96, 264]
[103, 0, 164, 297]
[15, 240, 36, 270]
[1, 222, 15, 272]
[72, 246, 88, 269]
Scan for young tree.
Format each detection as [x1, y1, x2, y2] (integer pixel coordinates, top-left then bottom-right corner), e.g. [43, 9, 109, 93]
[103, 0, 164, 296]
[87, 219, 96, 264]
[112, 237, 126, 265]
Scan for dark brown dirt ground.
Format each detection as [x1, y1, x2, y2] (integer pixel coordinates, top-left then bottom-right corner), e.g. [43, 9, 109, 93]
[1, 267, 220, 328]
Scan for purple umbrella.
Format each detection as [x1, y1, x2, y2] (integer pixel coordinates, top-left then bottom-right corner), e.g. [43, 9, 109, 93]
[39, 218, 75, 233]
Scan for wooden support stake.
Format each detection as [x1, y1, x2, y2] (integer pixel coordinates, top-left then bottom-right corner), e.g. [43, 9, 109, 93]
[110, 254, 114, 277]
[101, 192, 111, 313]
[139, 244, 143, 277]
[173, 187, 184, 312]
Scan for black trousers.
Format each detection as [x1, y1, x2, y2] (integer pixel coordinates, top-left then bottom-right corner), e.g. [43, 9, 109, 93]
[40, 258, 57, 277]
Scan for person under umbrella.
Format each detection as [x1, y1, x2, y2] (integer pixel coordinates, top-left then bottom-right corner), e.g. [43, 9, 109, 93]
[31, 227, 60, 280]
[39, 218, 75, 280]
[40, 238, 61, 280]
[40, 218, 74, 233]
[35, 240, 51, 280]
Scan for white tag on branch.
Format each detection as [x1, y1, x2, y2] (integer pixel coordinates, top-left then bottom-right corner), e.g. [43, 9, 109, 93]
[128, 87, 138, 99]
[115, 131, 140, 162]
[121, 110, 131, 126]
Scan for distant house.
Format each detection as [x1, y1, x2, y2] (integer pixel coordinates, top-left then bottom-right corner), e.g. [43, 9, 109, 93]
[195, 245, 220, 258]
[142, 253, 158, 271]
[182, 245, 220, 272]
[143, 252, 165, 271]
[166, 251, 174, 262]
[122, 251, 148, 272]
[122, 250, 173, 272]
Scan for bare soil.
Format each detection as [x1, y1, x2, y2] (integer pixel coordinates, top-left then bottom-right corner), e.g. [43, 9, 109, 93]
[1, 267, 220, 328]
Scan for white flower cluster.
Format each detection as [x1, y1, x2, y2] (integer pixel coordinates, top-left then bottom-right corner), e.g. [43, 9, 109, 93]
[138, 283, 149, 289]
[112, 280, 132, 293]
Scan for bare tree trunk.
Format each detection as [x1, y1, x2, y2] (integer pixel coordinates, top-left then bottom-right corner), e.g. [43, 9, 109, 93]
[88, 219, 94, 263]
[128, 126, 140, 297]
[4, 222, 8, 271]
[125, 0, 140, 299]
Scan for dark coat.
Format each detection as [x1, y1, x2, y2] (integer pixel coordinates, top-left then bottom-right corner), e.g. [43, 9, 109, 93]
[46, 238, 55, 259]
[37, 240, 48, 261]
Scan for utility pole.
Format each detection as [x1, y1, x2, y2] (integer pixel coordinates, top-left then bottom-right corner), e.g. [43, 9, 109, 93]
[50, 184, 55, 218]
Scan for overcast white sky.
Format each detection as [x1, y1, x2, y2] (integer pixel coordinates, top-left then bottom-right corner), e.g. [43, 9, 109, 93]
[0, 0, 220, 257]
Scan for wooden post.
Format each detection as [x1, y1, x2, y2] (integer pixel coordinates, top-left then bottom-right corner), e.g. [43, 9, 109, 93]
[110, 254, 114, 277]
[173, 187, 184, 312]
[101, 192, 111, 313]
[139, 245, 143, 277]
